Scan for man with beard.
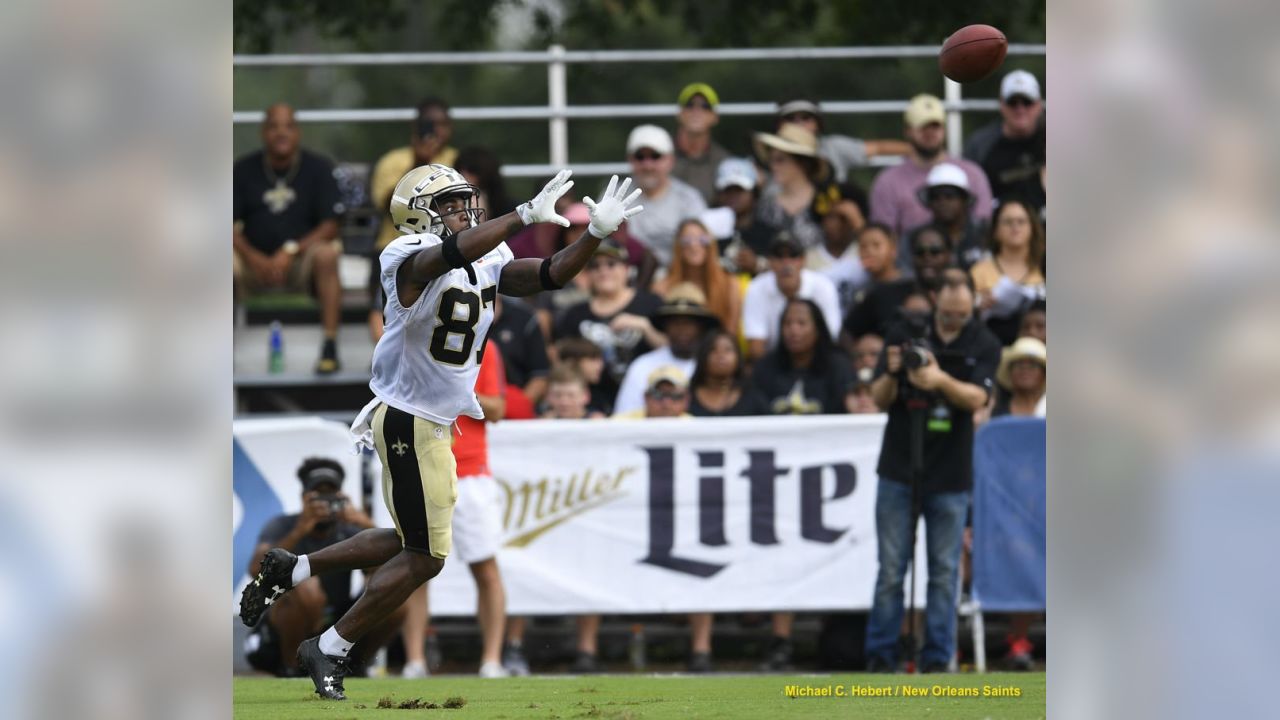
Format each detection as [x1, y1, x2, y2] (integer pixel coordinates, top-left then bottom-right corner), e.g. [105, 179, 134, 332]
[869, 94, 992, 268]
[621, 124, 708, 267]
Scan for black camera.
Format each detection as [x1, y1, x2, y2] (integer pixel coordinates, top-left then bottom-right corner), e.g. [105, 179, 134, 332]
[903, 343, 932, 370]
[898, 310, 933, 373]
[317, 493, 346, 515]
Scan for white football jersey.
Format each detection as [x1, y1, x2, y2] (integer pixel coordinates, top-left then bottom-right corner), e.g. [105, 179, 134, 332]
[368, 233, 513, 425]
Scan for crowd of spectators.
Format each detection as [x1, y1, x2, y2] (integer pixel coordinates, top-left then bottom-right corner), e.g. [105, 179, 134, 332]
[235, 71, 1047, 674]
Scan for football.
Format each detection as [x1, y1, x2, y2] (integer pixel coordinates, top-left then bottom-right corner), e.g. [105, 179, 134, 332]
[939, 24, 1008, 83]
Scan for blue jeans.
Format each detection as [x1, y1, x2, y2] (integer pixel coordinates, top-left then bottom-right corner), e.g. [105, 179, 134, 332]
[864, 478, 970, 668]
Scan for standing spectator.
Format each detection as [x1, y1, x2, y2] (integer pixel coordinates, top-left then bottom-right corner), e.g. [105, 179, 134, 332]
[612, 284, 720, 416]
[688, 329, 768, 416]
[775, 98, 912, 183]
[490, 295, 551, 419]
[711, 158, 774, 276]
[438, 340, 512, 678]
[742, 233, 842, 360]
[553, 241, 665, 414]
[869, 94, 993, 257]
[672, 83, 732, 204]
[233, 103, 345, 374]
[369, 98, 458, 252]
[907, 163, 987, 270]
[807, 198, 870, 316]
[653, 219, 742, 333]
[864, 267, 1002, 674]
[243, 459, 398, 676]
[455, 146, 515, 218]
[970, 199, 1047, 346]
[752, 124, 829, 249]
[623, 124, 707, 266]
[843, 222, 952, 341]
[751, 298, 858, 416]
[964, 70, 1046, 214]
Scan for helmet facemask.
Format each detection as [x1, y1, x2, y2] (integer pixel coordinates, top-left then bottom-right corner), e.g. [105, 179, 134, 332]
[413, 187, 486, 237]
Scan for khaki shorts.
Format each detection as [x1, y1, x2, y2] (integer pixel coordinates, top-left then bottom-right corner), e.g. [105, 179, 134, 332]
[371, 403, 457, 559]
[232, 239, 343, 296]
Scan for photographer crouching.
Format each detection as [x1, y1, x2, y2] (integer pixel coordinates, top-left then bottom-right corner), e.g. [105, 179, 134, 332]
[864, 266, 1002, 673]
[244, 458, 404, 676]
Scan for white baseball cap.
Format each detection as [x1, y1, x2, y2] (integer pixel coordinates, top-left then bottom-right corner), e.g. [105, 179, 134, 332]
[626, 124, 674, 156]
[925, 163, 971, 192]
[1001, 70, 1042, 102]
[714, 157, 758, 191]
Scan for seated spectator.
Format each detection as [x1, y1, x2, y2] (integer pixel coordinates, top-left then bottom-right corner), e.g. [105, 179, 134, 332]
[623, 124, 707, 266]
[613, 284, 720, 416]
[807, 198, 870, 316]
[1019, 299, 1047, 345]
[370, 97, 458, 253]
[842, 223, 907, 347]
[243, 458, 398, 677]
[970, 199, 1046, 346]
[964, 70, 1046, 215]
[688, 329, 768, 416]
[540, 363, 603, 420]
[552, 241, 665, 415]
[672, 83, 732, 204]
[455, 145, 516, 217]
[491, 295, 551, 419]
[752, 124, 830, 249]
[906, 162, 987, 269]
[742, 232, 842, 361]
[552, 337, 608, 416]
[994, 336, 1047, 419]
[869, 94, 993, 259]
[847, 334, 884, 414]
[653, 219, 742, 333]
[775, 98, 911, 183]
[751, 298, 858, 415]
[711, 157, 774, 276]
[233, 103, 345, 374]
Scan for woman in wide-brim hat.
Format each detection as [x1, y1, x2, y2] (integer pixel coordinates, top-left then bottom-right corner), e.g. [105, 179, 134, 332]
[752, 124, 834, 249]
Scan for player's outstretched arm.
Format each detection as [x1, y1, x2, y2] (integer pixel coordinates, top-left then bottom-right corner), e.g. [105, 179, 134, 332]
[499, 175, 644, 297]
[402, 170, 575, 287]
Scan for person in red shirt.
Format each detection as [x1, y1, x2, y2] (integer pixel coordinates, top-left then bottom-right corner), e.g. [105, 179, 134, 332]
[402, 340, 512, 678]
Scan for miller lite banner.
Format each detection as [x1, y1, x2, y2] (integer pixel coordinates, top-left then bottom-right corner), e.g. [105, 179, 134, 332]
[416, 414, 929, 615]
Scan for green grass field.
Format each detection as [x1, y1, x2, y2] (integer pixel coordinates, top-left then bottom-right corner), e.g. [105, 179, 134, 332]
[234, 672, 1046, 719]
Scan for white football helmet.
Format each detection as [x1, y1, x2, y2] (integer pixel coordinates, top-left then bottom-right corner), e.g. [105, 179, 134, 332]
[389, 163, 484, 236]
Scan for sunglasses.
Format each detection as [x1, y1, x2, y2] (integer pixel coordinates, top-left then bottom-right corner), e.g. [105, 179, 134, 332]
[1004, 96, 1036, 108]
[782, 112, 818, 123]
[913, 245, 949, 257]
[632, 151, 663, 162]
[684, 99, 713, 110]
[681, 235, 713, 246]
[928, 188, 967, 201]
[648, 390, 687, 401]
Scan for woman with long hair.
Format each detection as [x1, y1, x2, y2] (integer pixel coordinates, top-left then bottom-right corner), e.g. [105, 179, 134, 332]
[750, 298, 856, 415]
[969, 199, 1046, 345]
[654, 219, 742, 334]
[687, 329, 767, 416]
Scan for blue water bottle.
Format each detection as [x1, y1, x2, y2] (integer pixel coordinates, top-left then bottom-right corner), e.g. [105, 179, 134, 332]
[268, 321, 285, 373]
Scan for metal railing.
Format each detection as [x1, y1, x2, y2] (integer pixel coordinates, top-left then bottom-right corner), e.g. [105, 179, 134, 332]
[234, 44, 1046, 177]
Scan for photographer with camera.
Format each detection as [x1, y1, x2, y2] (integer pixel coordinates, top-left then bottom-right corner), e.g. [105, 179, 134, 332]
[243, 458, 402, 677]
[864, 266, 1002, 674]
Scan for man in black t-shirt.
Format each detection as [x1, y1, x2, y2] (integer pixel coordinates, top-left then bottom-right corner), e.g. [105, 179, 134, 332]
[233, 103, 346, 374]
[863, 267, 1001, 674]
[964, 70, 1046, 214]
[490, 295, 551, 416]
[242, 458, 404, 677]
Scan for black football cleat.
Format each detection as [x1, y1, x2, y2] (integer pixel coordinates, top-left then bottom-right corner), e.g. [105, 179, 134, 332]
[239, 548, 297, 627]
[297, 636, 350, 701]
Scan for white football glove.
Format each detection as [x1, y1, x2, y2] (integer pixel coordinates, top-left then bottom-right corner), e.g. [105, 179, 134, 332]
[517, 169, 575, 227]
[583, 175, 644, 239]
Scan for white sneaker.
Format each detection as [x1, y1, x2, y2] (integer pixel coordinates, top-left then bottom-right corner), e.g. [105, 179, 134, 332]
[479, 661, 511, 678]
[401, 660, 428, 678]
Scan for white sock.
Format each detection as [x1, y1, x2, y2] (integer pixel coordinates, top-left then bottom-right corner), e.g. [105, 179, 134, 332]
[291, 554, 311, 586]
[319, 626, 354, 658]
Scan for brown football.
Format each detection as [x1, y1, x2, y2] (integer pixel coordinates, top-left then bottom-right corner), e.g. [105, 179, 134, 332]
[939, 24, 1008, 83]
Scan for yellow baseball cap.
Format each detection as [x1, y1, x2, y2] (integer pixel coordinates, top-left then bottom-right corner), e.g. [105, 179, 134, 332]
[678, 82, 720, 109]
[904, 94, 946, 128]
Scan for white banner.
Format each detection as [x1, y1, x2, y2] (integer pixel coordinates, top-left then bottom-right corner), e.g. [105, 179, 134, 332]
[410, 414, 929, 616]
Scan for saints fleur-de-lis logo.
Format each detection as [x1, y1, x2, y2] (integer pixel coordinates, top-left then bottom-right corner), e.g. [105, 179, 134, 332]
[263, 180, 296, 214]
[392, 438, 409, 456]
